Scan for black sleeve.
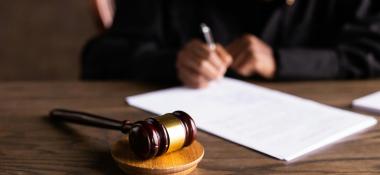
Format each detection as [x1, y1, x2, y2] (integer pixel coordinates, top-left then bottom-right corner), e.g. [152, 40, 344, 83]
[81, 0, 179, 83]
[275, 1, 380, 80]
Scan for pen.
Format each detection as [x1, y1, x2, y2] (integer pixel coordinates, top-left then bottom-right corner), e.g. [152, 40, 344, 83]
[200, 23, 216, 50]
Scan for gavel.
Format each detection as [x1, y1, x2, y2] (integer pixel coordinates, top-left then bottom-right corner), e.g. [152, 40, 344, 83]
[49, 109, 197, 159]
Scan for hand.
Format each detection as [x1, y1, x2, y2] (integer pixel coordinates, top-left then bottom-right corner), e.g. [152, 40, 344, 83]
[227, 34, 276, 79]
[176, 39, 232, 88]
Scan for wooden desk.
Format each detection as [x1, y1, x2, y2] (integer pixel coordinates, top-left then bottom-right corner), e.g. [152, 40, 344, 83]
[1, 80, 379, 174]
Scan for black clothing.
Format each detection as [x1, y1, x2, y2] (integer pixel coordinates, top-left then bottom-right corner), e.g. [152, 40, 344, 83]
[82, 0, 380, 82]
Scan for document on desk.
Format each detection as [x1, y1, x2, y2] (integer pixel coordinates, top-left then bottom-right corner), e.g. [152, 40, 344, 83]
[126, 78, 377, 161]
[353, 91, 380, 114]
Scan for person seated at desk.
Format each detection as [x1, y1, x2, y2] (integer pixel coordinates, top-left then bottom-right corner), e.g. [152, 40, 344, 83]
[82, 0, 380, 88]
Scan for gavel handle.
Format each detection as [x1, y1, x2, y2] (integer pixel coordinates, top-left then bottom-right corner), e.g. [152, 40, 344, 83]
[49, 109, 131, 133]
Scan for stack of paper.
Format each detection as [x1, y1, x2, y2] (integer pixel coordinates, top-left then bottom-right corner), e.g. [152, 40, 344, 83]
[353, 91, 380, 114]
[126, 78, 377, 161]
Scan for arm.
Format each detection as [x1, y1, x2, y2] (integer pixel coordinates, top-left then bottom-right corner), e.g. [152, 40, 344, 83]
[276, 1, 380, 80]
[82, 0, 178, 82]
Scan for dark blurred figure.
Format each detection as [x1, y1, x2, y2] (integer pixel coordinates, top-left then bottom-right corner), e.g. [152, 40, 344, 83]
[82, 0, 380, 88]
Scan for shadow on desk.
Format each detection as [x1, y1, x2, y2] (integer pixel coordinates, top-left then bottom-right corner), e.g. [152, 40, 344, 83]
[43, 116, 124, 175]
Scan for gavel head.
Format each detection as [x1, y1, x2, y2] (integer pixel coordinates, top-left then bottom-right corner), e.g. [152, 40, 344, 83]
[128, 111, 197, 159]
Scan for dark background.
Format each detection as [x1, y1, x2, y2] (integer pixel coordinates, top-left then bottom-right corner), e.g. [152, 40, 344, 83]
[0, 0, 97, 80]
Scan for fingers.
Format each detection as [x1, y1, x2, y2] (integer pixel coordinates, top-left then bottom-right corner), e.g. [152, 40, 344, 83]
[177, 35, 276, 88]
[226, 38, 243, 57]
[188, 48, 225, 78]
[177, 50, 220, 81]
[187, 39, 212, 57]
[231, 50, 247, 69]
[226, 34, 254, 58]
[215, 44, 233, 66]
[176, 39, 231, 88]
[189, 40, 232, 68]
[232, 50, 257, 77]
[228, 34, 276, 78]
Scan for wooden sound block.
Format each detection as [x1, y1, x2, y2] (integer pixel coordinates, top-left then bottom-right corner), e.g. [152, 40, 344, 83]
[111, 136, 204, 175]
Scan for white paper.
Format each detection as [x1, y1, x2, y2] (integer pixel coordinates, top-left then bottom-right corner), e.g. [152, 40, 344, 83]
[126, 78, 377, 161]
[353, 91, 380, 114]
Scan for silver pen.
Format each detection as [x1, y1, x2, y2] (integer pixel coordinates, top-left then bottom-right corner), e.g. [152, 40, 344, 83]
[200, 23, 216, 50]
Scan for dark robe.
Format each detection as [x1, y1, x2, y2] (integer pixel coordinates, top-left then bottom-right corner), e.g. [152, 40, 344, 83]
[82, 0, 380, 82]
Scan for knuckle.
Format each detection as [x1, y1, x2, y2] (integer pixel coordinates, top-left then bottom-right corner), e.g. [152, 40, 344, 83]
[243, 34, 253, 41]
[243, 35, 257, 46]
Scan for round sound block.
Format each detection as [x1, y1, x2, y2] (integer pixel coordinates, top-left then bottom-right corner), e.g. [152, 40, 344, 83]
[111, 136, 204, 175]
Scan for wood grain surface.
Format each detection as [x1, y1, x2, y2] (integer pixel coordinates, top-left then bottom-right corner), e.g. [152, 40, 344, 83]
[111, 137, 204, 175]
[0, 80, 379, 175]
